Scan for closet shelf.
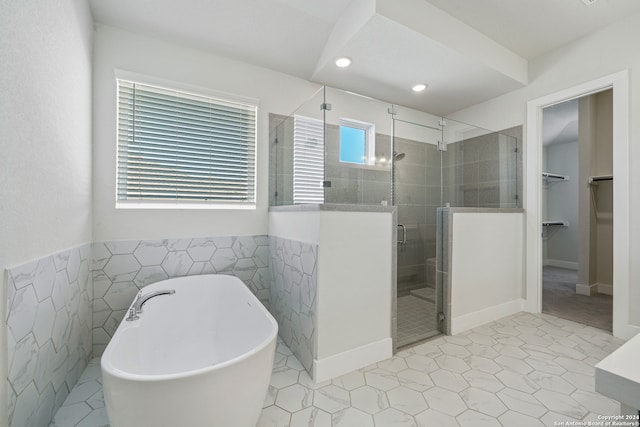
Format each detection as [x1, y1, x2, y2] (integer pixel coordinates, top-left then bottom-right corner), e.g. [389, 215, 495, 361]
[542, 172, 569, 181]
[542, 221, 569, 227]
[589, 174, 613, 184]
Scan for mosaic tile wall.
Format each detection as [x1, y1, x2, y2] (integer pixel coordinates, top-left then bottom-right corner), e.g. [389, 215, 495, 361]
[6, 244, 93, 427]
[269, 236, 317, 375]
[91, 235, 270, 355]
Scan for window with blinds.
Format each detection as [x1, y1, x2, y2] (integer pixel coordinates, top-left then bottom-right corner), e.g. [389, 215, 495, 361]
[293, 115, 325, 204]
[117, 79, 257, 207]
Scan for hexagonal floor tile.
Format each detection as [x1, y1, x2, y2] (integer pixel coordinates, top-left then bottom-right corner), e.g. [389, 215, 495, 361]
[332, 371, 365, 391]
[270, 366, 300, 389]
[275, 384, 313, 412]
[350, 385, 389, 415]
[496, 387, 547, 418]
[364, 369, 401, 391]
[462, 370, 504, 393]
[405, 354, 439, 373]
[397, 368, 434, 392]
[460, 388, 507, 417]
[333, 407, 374, 426]
[435, 355, 470, 374]
[313, 385, 350, 414]
[378, 357, 409, 373]
[423, 387, 467, 416]
[456, 409, 502, 427]
[415, 408, 459, 427]
[290, 407, 331, 427]
[257, 405, 291, 427]
[430, 369, 469, 392]
[387, 386, 428, 415]
[373, 408, 417, 427]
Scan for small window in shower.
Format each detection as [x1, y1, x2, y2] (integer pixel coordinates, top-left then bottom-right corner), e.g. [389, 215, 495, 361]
[339, 119, 375, 165]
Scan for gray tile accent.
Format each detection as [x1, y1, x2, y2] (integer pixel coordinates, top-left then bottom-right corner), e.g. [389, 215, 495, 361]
[269, 236, 317, 375]
[6, 244, 92, 427]
[91, 235, 270, 356]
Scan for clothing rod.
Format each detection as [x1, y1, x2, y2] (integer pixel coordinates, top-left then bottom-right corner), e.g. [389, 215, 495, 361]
[542, 172, 568, 180]
[542, 221, 568, 227]
[589, 175, 613, 184]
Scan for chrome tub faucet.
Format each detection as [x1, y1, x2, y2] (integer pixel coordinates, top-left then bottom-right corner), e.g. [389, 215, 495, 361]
[126, 289, 175, 321]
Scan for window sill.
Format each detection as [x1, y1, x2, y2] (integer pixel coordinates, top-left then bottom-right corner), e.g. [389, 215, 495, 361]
[116, 201, 257, 210]
[338, 161, 391, 171]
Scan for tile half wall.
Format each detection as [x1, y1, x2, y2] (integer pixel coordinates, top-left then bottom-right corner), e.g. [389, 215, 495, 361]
[91, 235, 270, 355]
[268, 236, 317, 375]
[6, 244, 92, 427]
[5, 235, 270, 427]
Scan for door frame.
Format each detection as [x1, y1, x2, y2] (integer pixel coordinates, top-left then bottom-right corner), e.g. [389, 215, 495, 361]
[524, 70, 634, 339]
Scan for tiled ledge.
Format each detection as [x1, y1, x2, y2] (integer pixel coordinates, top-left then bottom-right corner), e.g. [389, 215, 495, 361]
[440, 207, 524, 214]
[269, 203, 395, 213]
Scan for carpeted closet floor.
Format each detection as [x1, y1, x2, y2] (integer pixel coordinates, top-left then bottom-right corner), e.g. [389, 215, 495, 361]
[542, 266, 613, 331]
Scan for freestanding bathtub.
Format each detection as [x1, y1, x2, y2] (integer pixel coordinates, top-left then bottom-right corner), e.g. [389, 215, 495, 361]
[101, 274, 278, 427]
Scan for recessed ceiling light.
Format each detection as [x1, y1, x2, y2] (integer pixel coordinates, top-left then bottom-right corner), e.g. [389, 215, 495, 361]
[412, 84, 427, 92]
[580, 0, 599, 5]
[335, 57, 352, 68]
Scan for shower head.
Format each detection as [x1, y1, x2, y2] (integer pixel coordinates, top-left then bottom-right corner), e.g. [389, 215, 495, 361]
[394, 152, 406, 161]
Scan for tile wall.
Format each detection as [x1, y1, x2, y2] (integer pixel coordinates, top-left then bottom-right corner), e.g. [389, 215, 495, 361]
[269, 236, 317, 374]
[6, 244, 93, 427]
[394, 137, 441, 296]
[5, 235, 275, 427]
[443, 126, 523, 209]
[91, 235, 270, 355]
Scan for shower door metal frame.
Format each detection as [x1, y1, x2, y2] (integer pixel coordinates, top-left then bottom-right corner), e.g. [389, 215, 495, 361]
[391, 117, 446, 349]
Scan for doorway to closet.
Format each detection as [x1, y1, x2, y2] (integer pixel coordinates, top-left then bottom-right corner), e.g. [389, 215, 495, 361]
[541, 90, 613, 331]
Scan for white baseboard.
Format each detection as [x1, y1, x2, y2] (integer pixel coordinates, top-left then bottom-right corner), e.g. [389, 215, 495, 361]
[313, 338, 392, 383]
[614, 323, 640, 341]
[576, 283, 597, 296]
[598, 283, 613, 295]
[575, 282, 612, 296]
[451, 299, 525, 335]
[544, 259, 579, 270]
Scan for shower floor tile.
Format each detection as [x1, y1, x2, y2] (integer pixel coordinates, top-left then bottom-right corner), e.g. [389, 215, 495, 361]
[51, 312, 624, 427]
[409, 286, 436, 303]
[397, 294, 439, 347]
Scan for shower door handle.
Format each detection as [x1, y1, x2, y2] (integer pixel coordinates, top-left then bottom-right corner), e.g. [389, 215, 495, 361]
[397, 224, 407, 245]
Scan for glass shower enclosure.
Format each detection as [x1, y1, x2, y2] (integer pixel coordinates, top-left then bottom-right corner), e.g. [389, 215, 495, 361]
[270, 86, 520, 349]
[391, 108, 520, 347]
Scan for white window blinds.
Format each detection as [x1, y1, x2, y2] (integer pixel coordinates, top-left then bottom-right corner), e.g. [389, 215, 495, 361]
[117, 80, 257, 206]
[293, 115, 325, 204]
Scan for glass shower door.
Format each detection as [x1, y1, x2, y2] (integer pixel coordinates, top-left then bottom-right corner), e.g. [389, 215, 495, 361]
[392, 118, 444, 347]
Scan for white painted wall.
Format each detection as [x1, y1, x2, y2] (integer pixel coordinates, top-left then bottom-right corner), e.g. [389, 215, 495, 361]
[543, 141, 579, 268]
[448, 13, 640, 328]
[0, 0, 94, 425]
[93, 24, 320, 241]
[450, 212, 524, 334]
[268, 210, 321, 244]
[316, 211, 392, 358]
[268, 209, 393, 381]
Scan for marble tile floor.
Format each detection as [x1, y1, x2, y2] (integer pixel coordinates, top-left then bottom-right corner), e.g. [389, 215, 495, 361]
[50, 311, 625, 427]
[50, 358, 106, 427]
[397, 294, 439, 347]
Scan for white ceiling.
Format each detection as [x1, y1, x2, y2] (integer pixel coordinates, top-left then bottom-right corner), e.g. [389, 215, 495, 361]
[88, 0, 640, 116]
[424, 0, 640, 60]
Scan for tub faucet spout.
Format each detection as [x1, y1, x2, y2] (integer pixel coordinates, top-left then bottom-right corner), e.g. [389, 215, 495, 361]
[133, 289, 176, 314]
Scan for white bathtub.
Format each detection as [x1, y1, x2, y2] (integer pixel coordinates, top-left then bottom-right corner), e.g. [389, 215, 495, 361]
[101, 274, 278, 427]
